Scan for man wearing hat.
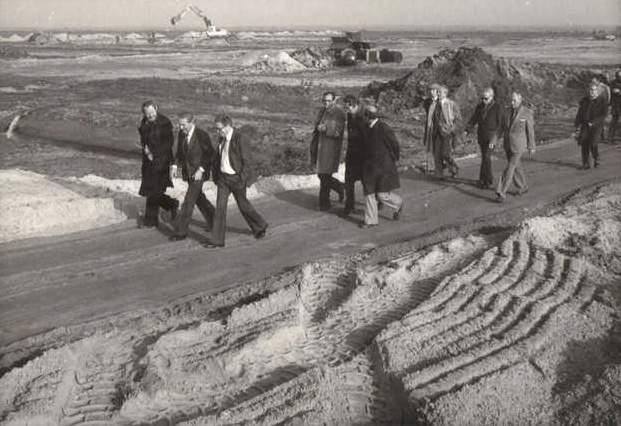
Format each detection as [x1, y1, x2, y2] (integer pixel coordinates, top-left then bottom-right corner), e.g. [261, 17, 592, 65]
[359, 105, 404, 228]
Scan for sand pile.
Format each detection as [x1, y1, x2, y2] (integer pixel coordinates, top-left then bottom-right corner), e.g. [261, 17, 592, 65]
[0, 169, 126, 243]
[244, 51, 308, 73]
[1, 182, 619, 424]
[290, 47, 333, 69]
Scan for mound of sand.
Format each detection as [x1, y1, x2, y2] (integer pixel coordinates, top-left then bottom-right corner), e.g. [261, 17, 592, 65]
[290, 47, 333, 69]
[0, 169, 126, 243]
[244, 51, 308, 73]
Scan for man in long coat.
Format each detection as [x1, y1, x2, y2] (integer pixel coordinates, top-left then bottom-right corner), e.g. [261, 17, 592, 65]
[359, 105, 404, 228]
[466, 87, 504, 188]
[169, 112, 216, 241]
[432, 85, 462, 178]
[496, 91, 536, 202]
[310, 91, 346, 211]
[575, 82, 608, 169]
[342, 94, 366, 216]
[422, 83, 440, 173]
[138, 100, 178, 227]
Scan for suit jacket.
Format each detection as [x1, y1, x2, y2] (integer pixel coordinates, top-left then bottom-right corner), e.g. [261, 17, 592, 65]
[310, 105, 346, 174]
[422, 97, 438, 152]
[503, 105, 535, 153]
[467, 100, 503, 145]
[212, 129, 256, 187]
[138, 113, 174, 197]
[575, 95, 608, 145]
[176, 126, 214, 182]
[345, 110, 366, 178]
[362, 120, 400, 195]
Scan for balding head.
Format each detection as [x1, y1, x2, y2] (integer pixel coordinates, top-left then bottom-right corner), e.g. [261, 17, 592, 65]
[482, 87, 494, 104]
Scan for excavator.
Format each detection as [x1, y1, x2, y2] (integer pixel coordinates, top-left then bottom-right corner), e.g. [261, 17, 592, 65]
[170, 4, 231, 39]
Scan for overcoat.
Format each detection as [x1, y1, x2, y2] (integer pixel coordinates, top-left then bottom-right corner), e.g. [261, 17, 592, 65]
[310, 105, 346, 174]
[574, 96, 608, 146]
[362, 120, 400, 195]
[138, 113, 174, 197]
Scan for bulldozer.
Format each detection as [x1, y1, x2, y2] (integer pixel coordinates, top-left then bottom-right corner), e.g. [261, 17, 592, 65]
[328, 31, 403, 66]
[170, 4, 231, 39]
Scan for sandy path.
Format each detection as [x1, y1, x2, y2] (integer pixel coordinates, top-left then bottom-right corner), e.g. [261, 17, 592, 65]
[0, 139, 619, 351]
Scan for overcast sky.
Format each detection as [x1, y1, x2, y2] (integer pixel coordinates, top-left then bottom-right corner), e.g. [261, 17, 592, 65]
[0, 0, 619, 29]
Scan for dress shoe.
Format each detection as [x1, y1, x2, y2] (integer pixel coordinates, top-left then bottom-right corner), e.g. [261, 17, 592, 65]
[517, 188, 529, 196]
[594, 161, 599, 168]
[359, 223, 378, 229]
[393, 203, 404, 220]
[203, 239, 224, 248]
[169, 234, 187, 241]
[254, 226, 268, 240]
[450, 166, 459, 178]
[495, 193, 506, 203]
[581, 164, 591, 170]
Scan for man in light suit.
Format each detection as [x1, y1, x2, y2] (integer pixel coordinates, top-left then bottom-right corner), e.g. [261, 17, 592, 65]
[310, 91, 346, 211]
[204, 114, 268, 248]
[432, 85, 461, 178]
[496, 91, 536, 202]
[169, 113, 216, 241]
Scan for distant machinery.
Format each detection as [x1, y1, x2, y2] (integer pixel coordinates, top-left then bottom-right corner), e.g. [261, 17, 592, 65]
[170, 4, 231, 38]
[328, 31, 403, 66]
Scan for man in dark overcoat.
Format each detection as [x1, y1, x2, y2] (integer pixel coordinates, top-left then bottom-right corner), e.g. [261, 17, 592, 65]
[359, 105, 404, 228]
[169, 112, 216, 241]
[574, 82, 609, 169]
[138, 100, 178, 227]
[466, 87, 504, 188]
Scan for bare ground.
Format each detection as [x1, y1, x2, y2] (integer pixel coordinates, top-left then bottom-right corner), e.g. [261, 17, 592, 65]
[0, 140, 620, 425]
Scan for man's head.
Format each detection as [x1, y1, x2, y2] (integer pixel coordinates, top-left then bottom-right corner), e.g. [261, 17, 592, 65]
[481, 87, 494, 105]
[178, 112, 195, 134]
[142, 100, 158, 122]
[364, 104, 379, 124]
[343, 94, 360, 114]
[589, 83, 600, 100]
[429, 83, 441, 100]
[322, 91, 336, 109]
[214, 113, 233, 137]
[438, 85, 449, 100]
[510, 91, 523, 109]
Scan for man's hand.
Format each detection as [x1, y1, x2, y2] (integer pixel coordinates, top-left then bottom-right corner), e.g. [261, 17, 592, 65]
[144, 145, 154, 161]
[317, 123, 327, 132]
[528, 148, 536, 156]
[489, 143, 495, 150]
[171, 165, 178, 179]
[193, 168, 204, 181]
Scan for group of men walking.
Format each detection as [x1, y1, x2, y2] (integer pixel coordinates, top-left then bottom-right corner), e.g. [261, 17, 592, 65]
[136, 70, 619, 245]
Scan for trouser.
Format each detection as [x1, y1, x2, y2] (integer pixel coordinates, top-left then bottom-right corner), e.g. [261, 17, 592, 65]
[608, 111, 619, 142]
[496, 150, 527, 197]
[211, 174, 268, 245]
[581, 141, 599, 167]
[318, 173, 344, 210]
[432, 136, 458, 177]
[144, 193, 177, 226]
[478, 142, 494, 186]
[174, 179, 215, 236]
[364, 192, 402, 225]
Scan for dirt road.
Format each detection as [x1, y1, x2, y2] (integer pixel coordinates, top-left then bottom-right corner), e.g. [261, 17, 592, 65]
[1, 139, 619, 350]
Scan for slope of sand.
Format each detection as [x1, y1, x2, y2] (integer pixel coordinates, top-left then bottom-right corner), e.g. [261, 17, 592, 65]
[0, 169, 126, 242]
[1, 181, 619, 425]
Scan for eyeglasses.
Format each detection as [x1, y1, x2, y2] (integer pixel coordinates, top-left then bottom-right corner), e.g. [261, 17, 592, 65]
[482, 97, 491, 101]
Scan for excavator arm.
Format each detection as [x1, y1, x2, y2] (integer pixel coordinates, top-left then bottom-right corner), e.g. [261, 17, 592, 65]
[170, 4, 212, 28]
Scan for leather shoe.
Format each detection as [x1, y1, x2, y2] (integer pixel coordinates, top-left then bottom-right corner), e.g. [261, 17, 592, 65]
[495, 193, 506, 203]
[393, 203, 404, 220]
[358, 223, 378, 229]
[254, 226, 267, 239]
[169, 234, 187, 241]
[203, 239, 224, 248]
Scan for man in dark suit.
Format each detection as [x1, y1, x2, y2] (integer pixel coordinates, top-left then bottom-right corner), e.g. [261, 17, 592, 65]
[575, 82, 608, 169]
[205, 114, 268, 248]
[496, 91, 536, 202]
[169, 113, 216, 241]
[466, 87, 504, 188]
[342, 94, 366, 216]
[137, 100, 178, 228]
[359, 105, 404, 228]
[422, 83, 441, 174]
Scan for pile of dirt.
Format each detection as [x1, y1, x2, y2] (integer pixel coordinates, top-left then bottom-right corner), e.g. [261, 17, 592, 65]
[361, 46, 612, 128]
[290, 47, 333, 69]
[0, 46, 29, 59]
[244, 51, 307, 74]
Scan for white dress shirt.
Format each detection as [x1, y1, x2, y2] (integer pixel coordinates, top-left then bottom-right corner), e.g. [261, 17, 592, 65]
[220, 127, 236, 174]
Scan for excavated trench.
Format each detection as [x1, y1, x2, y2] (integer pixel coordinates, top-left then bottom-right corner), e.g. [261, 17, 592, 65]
[1, 182, 620, 425]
